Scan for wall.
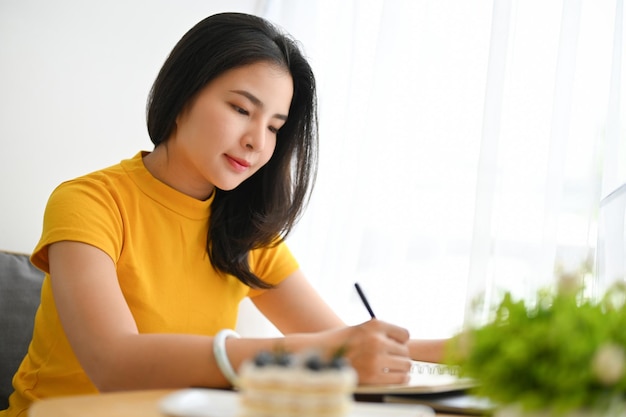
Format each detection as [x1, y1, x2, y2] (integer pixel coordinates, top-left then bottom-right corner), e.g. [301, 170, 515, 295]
[1, 1, 480, 338]
[0, 0, 259, 253]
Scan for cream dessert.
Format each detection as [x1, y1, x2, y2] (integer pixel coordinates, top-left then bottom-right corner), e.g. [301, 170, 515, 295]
[238, 349, 358, 417]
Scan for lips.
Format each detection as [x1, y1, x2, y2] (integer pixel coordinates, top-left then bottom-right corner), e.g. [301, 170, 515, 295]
[225, 154, 251, 171]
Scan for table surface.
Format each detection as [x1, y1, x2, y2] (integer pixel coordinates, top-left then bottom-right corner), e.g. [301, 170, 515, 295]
[27, 389, 461, 417]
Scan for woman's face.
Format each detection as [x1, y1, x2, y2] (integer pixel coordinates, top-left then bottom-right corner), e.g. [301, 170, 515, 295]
[148, 61, 294, 200]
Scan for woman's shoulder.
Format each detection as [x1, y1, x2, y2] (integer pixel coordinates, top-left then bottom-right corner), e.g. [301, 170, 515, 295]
[52, 153, 143, 198]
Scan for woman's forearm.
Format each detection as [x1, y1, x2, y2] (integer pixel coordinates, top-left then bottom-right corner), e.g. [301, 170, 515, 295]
[92, 332, 325, 391]
[408, 338, 449, 363]
[93, 321, 416, 391]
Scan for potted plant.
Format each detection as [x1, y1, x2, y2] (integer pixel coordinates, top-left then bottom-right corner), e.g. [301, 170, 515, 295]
[446, 277, 626, 416]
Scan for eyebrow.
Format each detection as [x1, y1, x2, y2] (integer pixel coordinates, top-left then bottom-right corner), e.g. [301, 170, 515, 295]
[230, 90, 288, 121]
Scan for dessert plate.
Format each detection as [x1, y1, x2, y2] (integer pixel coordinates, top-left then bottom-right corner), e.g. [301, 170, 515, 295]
[160, 388, 435, 417]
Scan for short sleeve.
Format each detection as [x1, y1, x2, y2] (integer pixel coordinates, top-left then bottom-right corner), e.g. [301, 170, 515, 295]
[247, 240, 299, 298]
[31, 178, 124, 273]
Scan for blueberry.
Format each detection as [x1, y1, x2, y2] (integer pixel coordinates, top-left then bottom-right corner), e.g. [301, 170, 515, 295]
[305, 355, 324, 371]
[274, 352, 293, 367]
[253, 351, 274, 367]
[329, 356, 348, 369]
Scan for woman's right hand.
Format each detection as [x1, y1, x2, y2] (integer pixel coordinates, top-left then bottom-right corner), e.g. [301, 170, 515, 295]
[322, 319, 412, 385]
[251, 273, 413, 385]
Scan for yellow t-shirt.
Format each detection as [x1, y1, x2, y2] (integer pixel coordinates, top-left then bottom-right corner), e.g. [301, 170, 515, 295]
[2, 152, 298, 416]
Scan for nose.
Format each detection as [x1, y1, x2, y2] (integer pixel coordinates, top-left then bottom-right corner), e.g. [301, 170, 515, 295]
[242, 122, 266, 152]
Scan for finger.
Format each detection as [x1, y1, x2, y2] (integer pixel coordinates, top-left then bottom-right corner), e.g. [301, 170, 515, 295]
[356, 352, 413, 385]
[376, 370, 410, 385]
[384, 338, 411, 358]
[385, 323, 410, 344]
[384, 355, 413, 374]
[367, 319, 410, 344]
[362, 360, 411, 385]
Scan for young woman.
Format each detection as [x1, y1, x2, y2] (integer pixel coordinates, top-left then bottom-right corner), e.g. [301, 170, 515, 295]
[2, 12, 445, 416]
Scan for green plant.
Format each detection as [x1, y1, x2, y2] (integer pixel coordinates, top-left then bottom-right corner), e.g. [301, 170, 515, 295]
[446, 280, 626, 415]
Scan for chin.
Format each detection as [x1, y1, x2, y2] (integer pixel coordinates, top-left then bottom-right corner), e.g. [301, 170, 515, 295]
[215, 181, 245, 192]
[213, 173, 255, 192]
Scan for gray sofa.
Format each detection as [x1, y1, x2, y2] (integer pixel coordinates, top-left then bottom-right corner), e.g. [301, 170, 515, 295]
[0, 250, 44, 410]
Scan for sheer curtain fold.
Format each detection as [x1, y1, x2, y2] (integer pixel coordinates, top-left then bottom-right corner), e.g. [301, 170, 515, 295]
[238, 0, 625, 338]
[466, 0, 512, 325]
[603, 0, 624, 199]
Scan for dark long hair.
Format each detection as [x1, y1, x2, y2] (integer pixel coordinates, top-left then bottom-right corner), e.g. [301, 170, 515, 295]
[146, 13, 318, 289]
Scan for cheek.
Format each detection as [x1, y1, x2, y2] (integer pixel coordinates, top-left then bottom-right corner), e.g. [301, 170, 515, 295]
[249, 140, 277, 176]
[262, 139, 278, 165]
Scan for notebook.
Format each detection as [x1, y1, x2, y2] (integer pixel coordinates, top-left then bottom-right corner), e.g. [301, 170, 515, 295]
[352, 361, 490, 415]
[354, 361, 475, 395]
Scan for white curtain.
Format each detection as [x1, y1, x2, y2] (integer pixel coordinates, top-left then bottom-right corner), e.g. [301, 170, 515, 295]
[237, 0, 625, 339]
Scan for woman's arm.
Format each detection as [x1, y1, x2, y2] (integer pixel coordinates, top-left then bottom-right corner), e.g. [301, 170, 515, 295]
[253, 272, 449, 365]
[49, 240, 230, 390]
[408, 339, 449, 363]
[251, 271, 446, 380]
[49, 241, 323, 390]
[49, 241, 415, 390]
[250, 270, 345, 333]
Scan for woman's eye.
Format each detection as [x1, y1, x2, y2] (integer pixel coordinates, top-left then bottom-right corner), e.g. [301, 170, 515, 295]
[231, 104, 249, 116]
[268, 126, 279, 134]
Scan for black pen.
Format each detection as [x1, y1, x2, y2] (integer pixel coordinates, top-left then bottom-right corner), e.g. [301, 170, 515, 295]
[354, 282, 376, 319]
